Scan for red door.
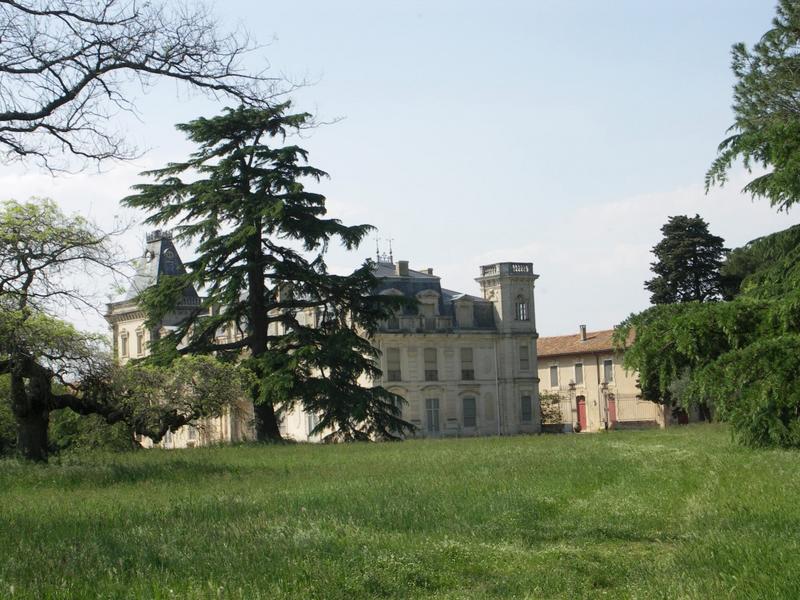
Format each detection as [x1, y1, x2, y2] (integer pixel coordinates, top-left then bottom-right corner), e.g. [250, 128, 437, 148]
[607, 394, 617, 428]
[576, 395, 587, 431]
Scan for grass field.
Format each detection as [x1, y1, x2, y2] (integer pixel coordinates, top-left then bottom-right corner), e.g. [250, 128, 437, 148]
[1, 425, 799, 599]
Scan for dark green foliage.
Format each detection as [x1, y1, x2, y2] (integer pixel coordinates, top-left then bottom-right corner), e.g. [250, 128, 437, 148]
[1, 374, 135, 455]
[48, 411, 135, 454]
[645, 214, 727, 304]
[0, 376, 14, 454]
[688, 336, 800, 448]
[123, 103, 413, 441]
[706, 0, 800, 211]
[618, 224, 800, 447]
[722, 223, 800, 300]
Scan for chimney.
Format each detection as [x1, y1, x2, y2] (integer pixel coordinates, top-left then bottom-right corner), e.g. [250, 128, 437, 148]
[579, 324, 587, 341]
[426, 268, 434, 275]
[396, 260, 409, 276]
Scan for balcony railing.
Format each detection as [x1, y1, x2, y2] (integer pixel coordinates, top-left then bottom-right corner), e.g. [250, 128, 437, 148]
[479, 262, 534, 277]
[379, 315, 454, 332]
[510, 262, 533, 274]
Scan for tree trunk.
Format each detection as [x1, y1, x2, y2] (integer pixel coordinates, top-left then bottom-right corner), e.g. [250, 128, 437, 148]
[10, 367, 52, 461]
[254, 403, 282, 441]
[244, 222, 283, 442]
[16, 410, 49, 462]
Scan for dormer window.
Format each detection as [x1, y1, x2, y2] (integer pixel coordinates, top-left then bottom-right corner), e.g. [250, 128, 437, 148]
[416, 290, 440, 319]
[515, 296, 530, 321]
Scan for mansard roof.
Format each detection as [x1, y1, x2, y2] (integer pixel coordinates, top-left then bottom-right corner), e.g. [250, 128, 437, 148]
[371, 259, 495, 329]
[118, 230, 199, 304]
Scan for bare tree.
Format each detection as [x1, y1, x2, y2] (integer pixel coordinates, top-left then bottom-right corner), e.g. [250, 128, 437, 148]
[0, 0, 281, 169]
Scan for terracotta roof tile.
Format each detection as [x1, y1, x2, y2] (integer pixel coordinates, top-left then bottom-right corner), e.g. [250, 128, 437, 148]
[537, 328, 633, 357]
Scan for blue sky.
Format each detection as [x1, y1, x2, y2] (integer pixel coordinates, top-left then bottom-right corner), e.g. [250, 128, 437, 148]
[2, 1, 794, 334]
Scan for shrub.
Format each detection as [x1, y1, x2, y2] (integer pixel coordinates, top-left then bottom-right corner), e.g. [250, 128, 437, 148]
[539, 391, 565, 426]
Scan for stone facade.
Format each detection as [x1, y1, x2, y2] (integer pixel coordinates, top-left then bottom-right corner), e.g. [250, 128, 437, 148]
[107, 233, 541, 444]
[281, 259, 541, 440]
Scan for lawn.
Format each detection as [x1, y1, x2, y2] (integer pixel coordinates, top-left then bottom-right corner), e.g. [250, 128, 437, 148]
[1, 425, 799, 599]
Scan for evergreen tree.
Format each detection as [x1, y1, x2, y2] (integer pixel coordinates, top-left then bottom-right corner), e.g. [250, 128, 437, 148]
[706, 0, 800, 211]
[123, 104, 412, 442]
[645, 215, 728, 305]
[617, 224, 800, 448]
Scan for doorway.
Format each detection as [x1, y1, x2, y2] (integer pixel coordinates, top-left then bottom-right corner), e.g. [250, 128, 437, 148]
[576, 395, 587, 431]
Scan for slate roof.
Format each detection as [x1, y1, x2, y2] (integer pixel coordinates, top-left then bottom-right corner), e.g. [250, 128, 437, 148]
[537, 328, 634, 357]
[371, 261, 439, 280]
[119, 231, 199, 304]
[371, 260, 495, 329]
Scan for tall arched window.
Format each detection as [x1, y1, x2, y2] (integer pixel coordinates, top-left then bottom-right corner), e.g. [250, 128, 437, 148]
[515, 295, 530, 321]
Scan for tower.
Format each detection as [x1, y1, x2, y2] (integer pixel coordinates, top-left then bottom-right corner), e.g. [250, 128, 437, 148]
[475, 262, 538, 333]
[475, 262, 540, 433]
[105, 229, 202, 363]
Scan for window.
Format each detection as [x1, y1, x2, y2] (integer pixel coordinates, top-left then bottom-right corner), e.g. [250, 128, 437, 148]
[460, 347, 474, 380]
[424, 348, 438, 381]
[386, 347, 402, 381]
[387, 314, 400, 330]
[603, 359, 614, 383]
[515, 296, 530, 321]
[521, 395, 532, 422]
[549, 365, 558, 387]
[574, 363, 584, 385]
[120, 331, 129, 358]
[462, 397, 477, 428]
[307, 412, 320, 434]
[136, 331, 145, 356]
[187, 425, 198, 441]
[419, 301, 436, 318]
[425, 398, 440, 433]
[519, 345, 530, 371]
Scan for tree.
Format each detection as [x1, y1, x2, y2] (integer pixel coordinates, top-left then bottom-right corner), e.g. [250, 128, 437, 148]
[645, 214, 728, 305]
[623, 1, 800, 448]
[122, 103, 414, 442]
[706, 0, 800, 211]
[0, 0, 280, 169]
[0, 199, 245, 461]
[617, 224, 800, 448]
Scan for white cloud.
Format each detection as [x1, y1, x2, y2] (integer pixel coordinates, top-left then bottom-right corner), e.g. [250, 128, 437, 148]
[437, 171, 793, 336]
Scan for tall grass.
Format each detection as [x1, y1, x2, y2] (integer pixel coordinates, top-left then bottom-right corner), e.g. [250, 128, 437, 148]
[1, 425, 799, 598]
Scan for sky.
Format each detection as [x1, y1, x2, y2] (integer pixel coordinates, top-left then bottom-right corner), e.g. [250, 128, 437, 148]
[3, 0, 796, 335]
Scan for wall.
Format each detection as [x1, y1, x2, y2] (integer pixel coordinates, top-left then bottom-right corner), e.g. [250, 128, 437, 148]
[537, 351, 664, 432]
[105, 300, 256, 448]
